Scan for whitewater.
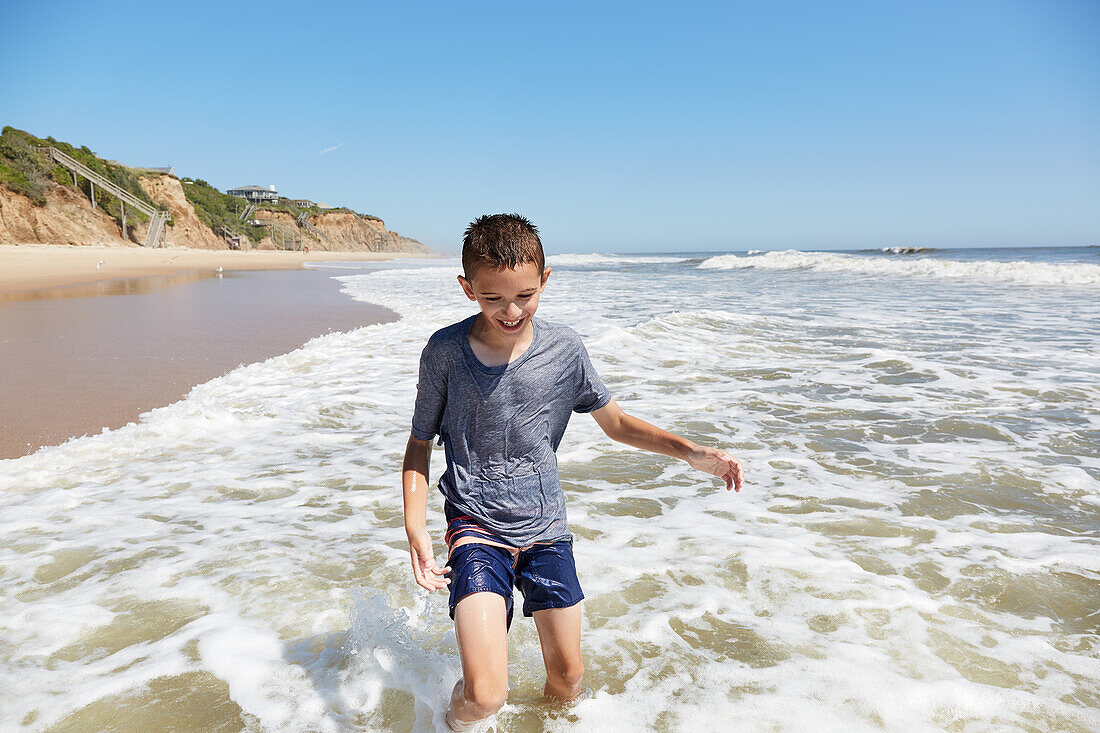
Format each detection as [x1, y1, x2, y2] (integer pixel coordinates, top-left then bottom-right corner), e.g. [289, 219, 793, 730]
[1, 246, 1098, 732]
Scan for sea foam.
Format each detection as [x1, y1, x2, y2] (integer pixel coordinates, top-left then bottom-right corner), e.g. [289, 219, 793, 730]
[699, 249, 1100, 286]
[546, 253, 690, 266]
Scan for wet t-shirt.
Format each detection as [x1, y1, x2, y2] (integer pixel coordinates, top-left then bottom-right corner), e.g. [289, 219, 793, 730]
[411, 315, 612, 546]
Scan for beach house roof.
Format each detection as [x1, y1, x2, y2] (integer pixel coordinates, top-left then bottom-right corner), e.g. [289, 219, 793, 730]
[229, 185, 277, 193]
[228, 184, 279, 202]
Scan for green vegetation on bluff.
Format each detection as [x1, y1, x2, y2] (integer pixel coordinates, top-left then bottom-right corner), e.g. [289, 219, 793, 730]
[178, 178, 267, 244]
[251, 198, 383, 224]
[177, 187, 386, 245]
[0, 127, 159, 229]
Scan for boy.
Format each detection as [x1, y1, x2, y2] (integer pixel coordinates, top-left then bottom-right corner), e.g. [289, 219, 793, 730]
[402, 214, 744, 730]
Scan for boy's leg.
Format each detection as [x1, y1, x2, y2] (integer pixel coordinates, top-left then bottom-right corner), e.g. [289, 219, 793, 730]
[532, 603, 584, 699]
[447, 592, 510, 728]
[444, 541, 517, 730]
[514, 540, 586, 700]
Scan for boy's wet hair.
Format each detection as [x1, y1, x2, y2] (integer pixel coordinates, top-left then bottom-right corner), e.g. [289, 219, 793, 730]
[462, 213, 545, 280]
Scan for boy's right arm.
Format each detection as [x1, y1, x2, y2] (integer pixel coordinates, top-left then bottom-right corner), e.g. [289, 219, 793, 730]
[402, 435, 450, 591]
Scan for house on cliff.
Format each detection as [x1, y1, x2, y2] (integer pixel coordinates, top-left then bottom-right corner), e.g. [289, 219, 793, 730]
[228, 185, 278, 203]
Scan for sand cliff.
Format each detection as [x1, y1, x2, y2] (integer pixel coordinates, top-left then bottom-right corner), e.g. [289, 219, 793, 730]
[308, 211, 424, 252]
[0, 180, 128, 246]
[0, 174, 428, 254]
[137, 175, 226, 249]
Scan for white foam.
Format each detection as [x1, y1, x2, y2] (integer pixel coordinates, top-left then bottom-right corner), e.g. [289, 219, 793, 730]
[879, 246, 937, 254]
[699, 249, 1100, 286]
[546, 253, 689, 266]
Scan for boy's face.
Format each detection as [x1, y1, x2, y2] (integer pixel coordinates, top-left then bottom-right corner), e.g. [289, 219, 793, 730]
[458, 262, 551, 340]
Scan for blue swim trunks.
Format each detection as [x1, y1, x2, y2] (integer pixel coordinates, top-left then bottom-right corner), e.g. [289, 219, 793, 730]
[444, 514, 584, 630]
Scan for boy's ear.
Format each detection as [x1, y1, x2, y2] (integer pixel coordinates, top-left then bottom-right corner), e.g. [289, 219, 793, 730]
[457, 275, 477, 301]
[541, 267, 551, 288]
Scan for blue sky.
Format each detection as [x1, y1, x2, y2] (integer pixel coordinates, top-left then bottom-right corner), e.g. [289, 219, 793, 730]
[2, 1, 1098, 252]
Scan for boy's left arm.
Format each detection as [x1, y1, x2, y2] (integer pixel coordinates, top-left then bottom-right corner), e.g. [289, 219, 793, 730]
[591, 398, 745, 491]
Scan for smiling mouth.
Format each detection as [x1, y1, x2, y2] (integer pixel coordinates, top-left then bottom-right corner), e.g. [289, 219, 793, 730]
[498, 317, 525, 330]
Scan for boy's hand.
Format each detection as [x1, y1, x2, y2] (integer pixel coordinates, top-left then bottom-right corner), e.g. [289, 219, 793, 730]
[406, 528, 451, 592]
[687, 446, 745, 492]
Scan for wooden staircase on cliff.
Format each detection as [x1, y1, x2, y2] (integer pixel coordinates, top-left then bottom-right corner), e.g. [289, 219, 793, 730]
[252, 218, 302, 250]
[296, 212, 322, 237]
[36, 146, 170, 247]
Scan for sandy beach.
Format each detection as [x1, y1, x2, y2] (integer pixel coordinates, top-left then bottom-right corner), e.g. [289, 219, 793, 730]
[0, 243, 423, 296]
[0, 244, 415, 459]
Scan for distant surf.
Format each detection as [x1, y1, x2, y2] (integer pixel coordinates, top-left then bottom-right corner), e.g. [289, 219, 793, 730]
[547, 253, 690, 266]
[875, 246, 938, 255]
[699, 249, 1100, 286]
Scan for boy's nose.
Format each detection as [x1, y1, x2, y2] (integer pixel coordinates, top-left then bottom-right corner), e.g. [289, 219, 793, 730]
[504, 303, 523, 318]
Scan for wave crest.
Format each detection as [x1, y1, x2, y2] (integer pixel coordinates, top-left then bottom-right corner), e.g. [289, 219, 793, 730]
[878, 246, 937, 255]
[699, 250, 1100, 286]
[547, 253, 689, 266]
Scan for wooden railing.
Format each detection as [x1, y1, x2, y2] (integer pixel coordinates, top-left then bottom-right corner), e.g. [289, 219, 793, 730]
[37, 146, 169, 247]
[296, 212, 322, 236]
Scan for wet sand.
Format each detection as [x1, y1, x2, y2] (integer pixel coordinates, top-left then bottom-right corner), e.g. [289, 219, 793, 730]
[0, 267, 396, 459]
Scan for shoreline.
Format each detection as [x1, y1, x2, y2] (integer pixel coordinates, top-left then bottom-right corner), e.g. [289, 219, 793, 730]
[0, 243, 436, 295]
[0, 260, 401, 460]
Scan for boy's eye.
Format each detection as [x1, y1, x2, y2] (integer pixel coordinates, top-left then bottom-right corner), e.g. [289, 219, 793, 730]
[485, 297, 500, 302]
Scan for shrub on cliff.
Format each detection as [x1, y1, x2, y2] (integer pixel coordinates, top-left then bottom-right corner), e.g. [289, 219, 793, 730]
[0, 127, 49, 205]
[179, 178, 266, 243]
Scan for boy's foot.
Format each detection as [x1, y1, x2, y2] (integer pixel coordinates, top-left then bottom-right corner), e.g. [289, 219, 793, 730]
[444, 705, 487, 732]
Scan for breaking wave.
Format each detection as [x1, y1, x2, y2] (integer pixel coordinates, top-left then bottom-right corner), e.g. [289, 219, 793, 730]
[877, 246, 938, 255]
[699, 250, 1100, 286]
[547, 253, 689, 266]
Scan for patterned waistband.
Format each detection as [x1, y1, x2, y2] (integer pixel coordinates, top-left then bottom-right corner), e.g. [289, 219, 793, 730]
[444, 515, 511, 550]
[444, 514, 564, 555]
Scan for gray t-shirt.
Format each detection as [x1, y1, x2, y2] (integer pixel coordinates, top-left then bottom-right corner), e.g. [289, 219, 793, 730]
[411, 314, 612, 546]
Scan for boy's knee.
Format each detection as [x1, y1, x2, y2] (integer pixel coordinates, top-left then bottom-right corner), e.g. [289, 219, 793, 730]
[549, 661, 584, 694]
[464, 678, 508, 716]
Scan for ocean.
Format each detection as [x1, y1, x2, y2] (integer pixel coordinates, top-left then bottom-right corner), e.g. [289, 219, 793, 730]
[2, 246, 1098, 732]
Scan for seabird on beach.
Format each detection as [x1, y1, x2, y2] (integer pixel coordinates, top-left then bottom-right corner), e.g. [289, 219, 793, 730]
[96, 259, 106, 271]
